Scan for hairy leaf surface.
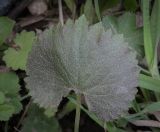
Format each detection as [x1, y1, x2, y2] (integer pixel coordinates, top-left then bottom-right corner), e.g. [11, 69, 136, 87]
[26, 15, 139, 121]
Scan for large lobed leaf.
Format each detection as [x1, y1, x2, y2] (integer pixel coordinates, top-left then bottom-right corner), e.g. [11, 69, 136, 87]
[26, 15, 139, 121]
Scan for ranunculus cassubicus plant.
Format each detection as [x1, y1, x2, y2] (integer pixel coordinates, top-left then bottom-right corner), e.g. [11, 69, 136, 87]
[25, 15, 139, 132]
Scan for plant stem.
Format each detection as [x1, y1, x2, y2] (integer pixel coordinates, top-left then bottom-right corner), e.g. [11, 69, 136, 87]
[58, 0, 64, 26]
[4, 121, 8, 132]
[20, 94, 31, 101]
[72, 0, 77, 20]
[104, 122, 107, 132]
[74, 94, 81, 132]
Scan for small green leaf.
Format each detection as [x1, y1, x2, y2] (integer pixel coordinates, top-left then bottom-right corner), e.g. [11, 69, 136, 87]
[116, 118, 128, 128]
[94, 0, 101, 21]
[143, 102, 160, 113]
[151, 0, 160, 47]
[0, 17, 15, 45]
[21, 104, 61, 132]
[142, 0, 154, 68]
[106, 122, 126, 132]
[126, 101, 160, 120]
[0, 92, 5, 104]
[139, 73, 160, 92]
[84, 0, 95, 24]
[9, 97, 22, 113]
[150, 0, 160, 76]
[126, 102, 160, 120]
[103, 13, 144, 57]
[0, 104, 15, 121]
[0, 72, 19, 94]
[3, 30, 36, 70]
[44, 107, 57, 118]
[0, 72, 22, 120]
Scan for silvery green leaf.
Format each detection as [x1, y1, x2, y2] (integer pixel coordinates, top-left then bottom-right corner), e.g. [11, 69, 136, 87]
[26, 15, 139, 121]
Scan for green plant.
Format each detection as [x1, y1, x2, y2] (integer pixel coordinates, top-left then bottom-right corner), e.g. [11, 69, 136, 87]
[21, 104, 61, 132]
[3, 30, 36, 70]
[0, 17, 15, 46]
[102, 12, 144, 58]
[25, 15, 139, 132]
[0, 72, 22, 121]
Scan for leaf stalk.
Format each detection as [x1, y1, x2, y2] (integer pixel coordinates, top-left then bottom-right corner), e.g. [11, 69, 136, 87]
[58, 0, 64, 26]
[74, 94, 81, 132]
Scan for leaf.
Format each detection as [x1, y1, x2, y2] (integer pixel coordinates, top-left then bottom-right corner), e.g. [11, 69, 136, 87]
[0, 17, 15, 46]
[106, 122, 126, 132]
[102, 12, 144, 57]
[116, 118, 128, 128]
[84, 0, 95, 24]
[9, 96, 22, 113]
[142, 0, 154, 67]
[151, 0, 160, 47]
[0, 72, 19, 94]
[26, 15, 139, 121]
[64, 0, 75, 14]
[150, 0, 160, 75]
[0, 72, 22, 120]
[143, 102, 160, 113]
[126, 101, 160, 120]
[139, 74, 160, 92]
[21, 104, 61, 132]
[44, 107, 57, 118]
[0, 92, 5, 104]
[3, 30, 36, 70]
[0, 104, 15, 121]
[94, 0, 101, 21]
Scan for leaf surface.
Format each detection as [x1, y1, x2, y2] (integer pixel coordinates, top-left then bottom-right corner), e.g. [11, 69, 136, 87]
[139, 74, 160, 92]
[0, 104, 15, 121]
[0, 17, 15, 45]
[84, 0, 95, 24]
[3, 30, 36, 70]
[0, 72, 22, 120]
[26, 15, 139, 121]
